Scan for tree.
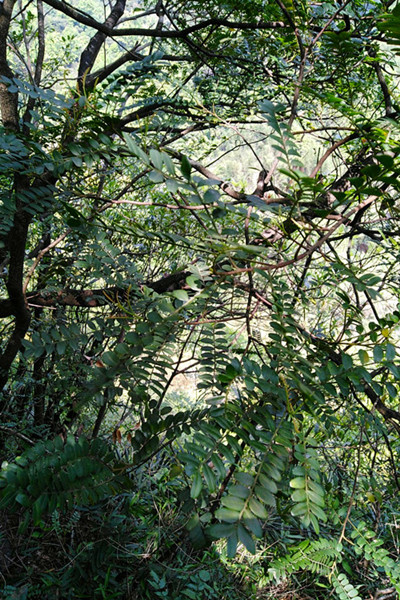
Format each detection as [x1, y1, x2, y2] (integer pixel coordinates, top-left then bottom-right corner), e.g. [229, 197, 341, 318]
[1, 0, 400, 597]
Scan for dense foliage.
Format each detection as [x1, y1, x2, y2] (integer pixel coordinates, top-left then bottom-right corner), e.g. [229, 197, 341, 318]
[1, 0, 400, 598]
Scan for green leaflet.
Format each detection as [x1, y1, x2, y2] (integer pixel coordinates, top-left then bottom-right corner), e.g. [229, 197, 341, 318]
[215, 508, 241, 522]
[255, 485, 275, 507]
[190, 471, 203, 499]
[202, 463, 217, 493]
[248, 497, 268, 519]
[221, 495, 245, 511]
[290, 476, 306, 489]
[238, 524, 256, 555]
[207, 522, 236, 538]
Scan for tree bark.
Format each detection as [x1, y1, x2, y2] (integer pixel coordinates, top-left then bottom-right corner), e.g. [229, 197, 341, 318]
[0, 0, 18, 130]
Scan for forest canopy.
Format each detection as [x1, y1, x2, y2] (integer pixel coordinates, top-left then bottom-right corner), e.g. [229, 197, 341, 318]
[1, 0, 400, 598]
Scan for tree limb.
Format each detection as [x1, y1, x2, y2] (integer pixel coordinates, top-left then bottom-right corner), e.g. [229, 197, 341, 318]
[42, 0, 285, 38]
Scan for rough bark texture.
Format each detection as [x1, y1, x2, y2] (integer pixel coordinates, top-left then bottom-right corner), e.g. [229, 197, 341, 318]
[0, 0, 18, 129]
[0, 271, 190, 315]
[0, 1, 33, 394]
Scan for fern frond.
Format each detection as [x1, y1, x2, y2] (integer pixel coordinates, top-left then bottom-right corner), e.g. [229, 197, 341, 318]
[0, 436, 121, 529]
[268, 538, 340, 582]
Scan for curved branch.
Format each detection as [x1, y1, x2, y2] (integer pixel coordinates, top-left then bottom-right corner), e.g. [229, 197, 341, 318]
[42, 0, 285, 38]
[310, 132, 358, 178]
[78, 0, 126, 83]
